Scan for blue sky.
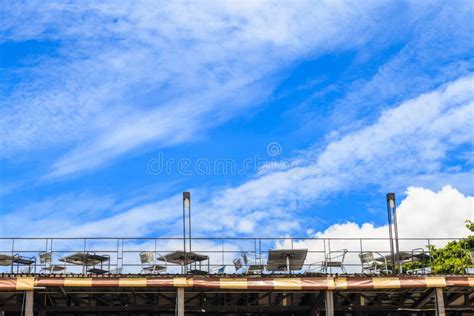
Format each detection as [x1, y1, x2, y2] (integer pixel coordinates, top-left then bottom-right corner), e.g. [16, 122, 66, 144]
[0, 1, 473, 238]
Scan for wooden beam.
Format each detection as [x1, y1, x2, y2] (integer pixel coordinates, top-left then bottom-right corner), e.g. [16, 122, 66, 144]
[435, 287, 445, 316]
[24, 291, 34, 316]
[413, 288, 434, 308]
[325, 290, 334, 316]
[177, 288, 185, 316]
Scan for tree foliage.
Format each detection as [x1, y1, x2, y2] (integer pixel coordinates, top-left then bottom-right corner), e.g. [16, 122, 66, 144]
[412, 220, 473, 274]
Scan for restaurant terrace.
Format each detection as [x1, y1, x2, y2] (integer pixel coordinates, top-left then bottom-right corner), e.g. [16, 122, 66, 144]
[0, 193, 472, 315]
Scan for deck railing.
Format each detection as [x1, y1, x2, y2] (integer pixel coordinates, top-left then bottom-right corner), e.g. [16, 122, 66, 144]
[0, 237, 466, 275]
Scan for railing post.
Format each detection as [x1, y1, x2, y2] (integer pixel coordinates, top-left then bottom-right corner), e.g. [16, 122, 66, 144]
[328, 239, 332, 274]
[222, 238, 225, 267]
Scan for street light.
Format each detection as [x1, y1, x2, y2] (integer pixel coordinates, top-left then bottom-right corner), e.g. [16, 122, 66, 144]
[183, 192, 191, 273]
[386, 193, 400, 273]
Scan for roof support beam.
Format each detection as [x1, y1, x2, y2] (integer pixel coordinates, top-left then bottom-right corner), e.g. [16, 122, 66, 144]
[176, 287, 185, 316]
[435, 287, 446, 316]
[325, 290, 334, 316]
[24, 290, 34, 316]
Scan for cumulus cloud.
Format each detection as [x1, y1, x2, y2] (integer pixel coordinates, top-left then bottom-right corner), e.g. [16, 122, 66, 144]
[279, 185, 473, 272]
[207, 74, 474, 231]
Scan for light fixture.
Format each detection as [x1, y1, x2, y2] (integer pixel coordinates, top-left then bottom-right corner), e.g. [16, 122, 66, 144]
[386, 193, 400, 273]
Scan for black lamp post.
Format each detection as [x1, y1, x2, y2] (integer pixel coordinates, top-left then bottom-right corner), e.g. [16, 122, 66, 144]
[386, 193, 400, 273]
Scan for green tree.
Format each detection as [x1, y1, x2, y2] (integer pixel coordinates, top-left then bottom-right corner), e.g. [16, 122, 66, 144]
[402, 220, 473, 274]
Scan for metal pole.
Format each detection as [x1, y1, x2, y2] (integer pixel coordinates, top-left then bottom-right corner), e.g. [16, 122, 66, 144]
[392, 194, 401, 273]
[286, 255, 290, 274]
[188, 192, 191, 255]
[325, 290, 334, 316]
[182, 192, 187, 274]
[386, 193, 395, 272]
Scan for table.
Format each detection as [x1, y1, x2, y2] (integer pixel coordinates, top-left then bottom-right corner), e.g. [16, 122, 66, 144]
[160, 251, 209, 274]
[12, 255, 36, 273]
[60, 253, 110, 274]
[0, 254, 14, 267]
[266, 249, 307, 274]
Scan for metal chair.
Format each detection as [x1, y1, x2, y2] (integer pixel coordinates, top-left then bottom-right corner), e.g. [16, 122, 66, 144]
[359, 251, 389, 274]
[233, 258, 244, 273]
[241, 251, 264, 274]
[406, 248, 430, 274]
[139, 251, 166, 274]
[210, 266, 226, 274]
[309, 249, 348, 273]
[39, 252, 66, 274]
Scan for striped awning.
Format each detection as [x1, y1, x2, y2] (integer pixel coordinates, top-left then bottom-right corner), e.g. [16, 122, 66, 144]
[0, 276, 472, 291]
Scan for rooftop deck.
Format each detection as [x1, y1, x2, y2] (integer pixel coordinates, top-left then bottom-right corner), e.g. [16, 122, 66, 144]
[1, 236, 467, 275]
[1, 237, 472, 315]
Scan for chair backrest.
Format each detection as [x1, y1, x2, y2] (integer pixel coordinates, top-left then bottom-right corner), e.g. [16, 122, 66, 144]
[340, 249, 348, 262]
[215, 266, 225, 274]
[241, 252, 249, 265]
[39, 252, 52, 265]
[140, 252, 154, 265]
[327, 249, 348, 262]
[359, 252, 374, 266]
[233, 258, 243, 271]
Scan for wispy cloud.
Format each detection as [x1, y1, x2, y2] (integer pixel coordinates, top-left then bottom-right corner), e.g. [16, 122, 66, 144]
[1, 1, 413, 177]
[2, 75, 472, 237]
[208, 75, 474, 222]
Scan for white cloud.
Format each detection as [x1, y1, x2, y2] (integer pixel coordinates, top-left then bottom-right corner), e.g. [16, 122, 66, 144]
[316, 186, 473, 240]
[209, 75, 474, 222]
[2, 75, 472, 239]
[1, 1, 423, 177]
[278, 186, 473, 272]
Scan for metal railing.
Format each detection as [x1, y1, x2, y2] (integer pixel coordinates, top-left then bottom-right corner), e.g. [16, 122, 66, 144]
[0, 237, 466, 275]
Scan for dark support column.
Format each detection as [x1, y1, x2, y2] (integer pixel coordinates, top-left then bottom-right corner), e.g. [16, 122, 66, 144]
[177, 287, 185, 316]
[25, 291, 34, 316]
[325, 290, 334, 316]
[435, 287, 446, 316]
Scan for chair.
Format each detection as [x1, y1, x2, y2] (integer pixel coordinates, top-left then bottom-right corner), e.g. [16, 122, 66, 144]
[210, 266, 226, 274]
[139, 251, 166, 274]
[241, 251, 264, 274]
[406, 248, 430, 274]
[359, 251, 389, 274]
[39, 252, 66, 274]
[233, 258, 244, 273]
[309, 249, 348, 273]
